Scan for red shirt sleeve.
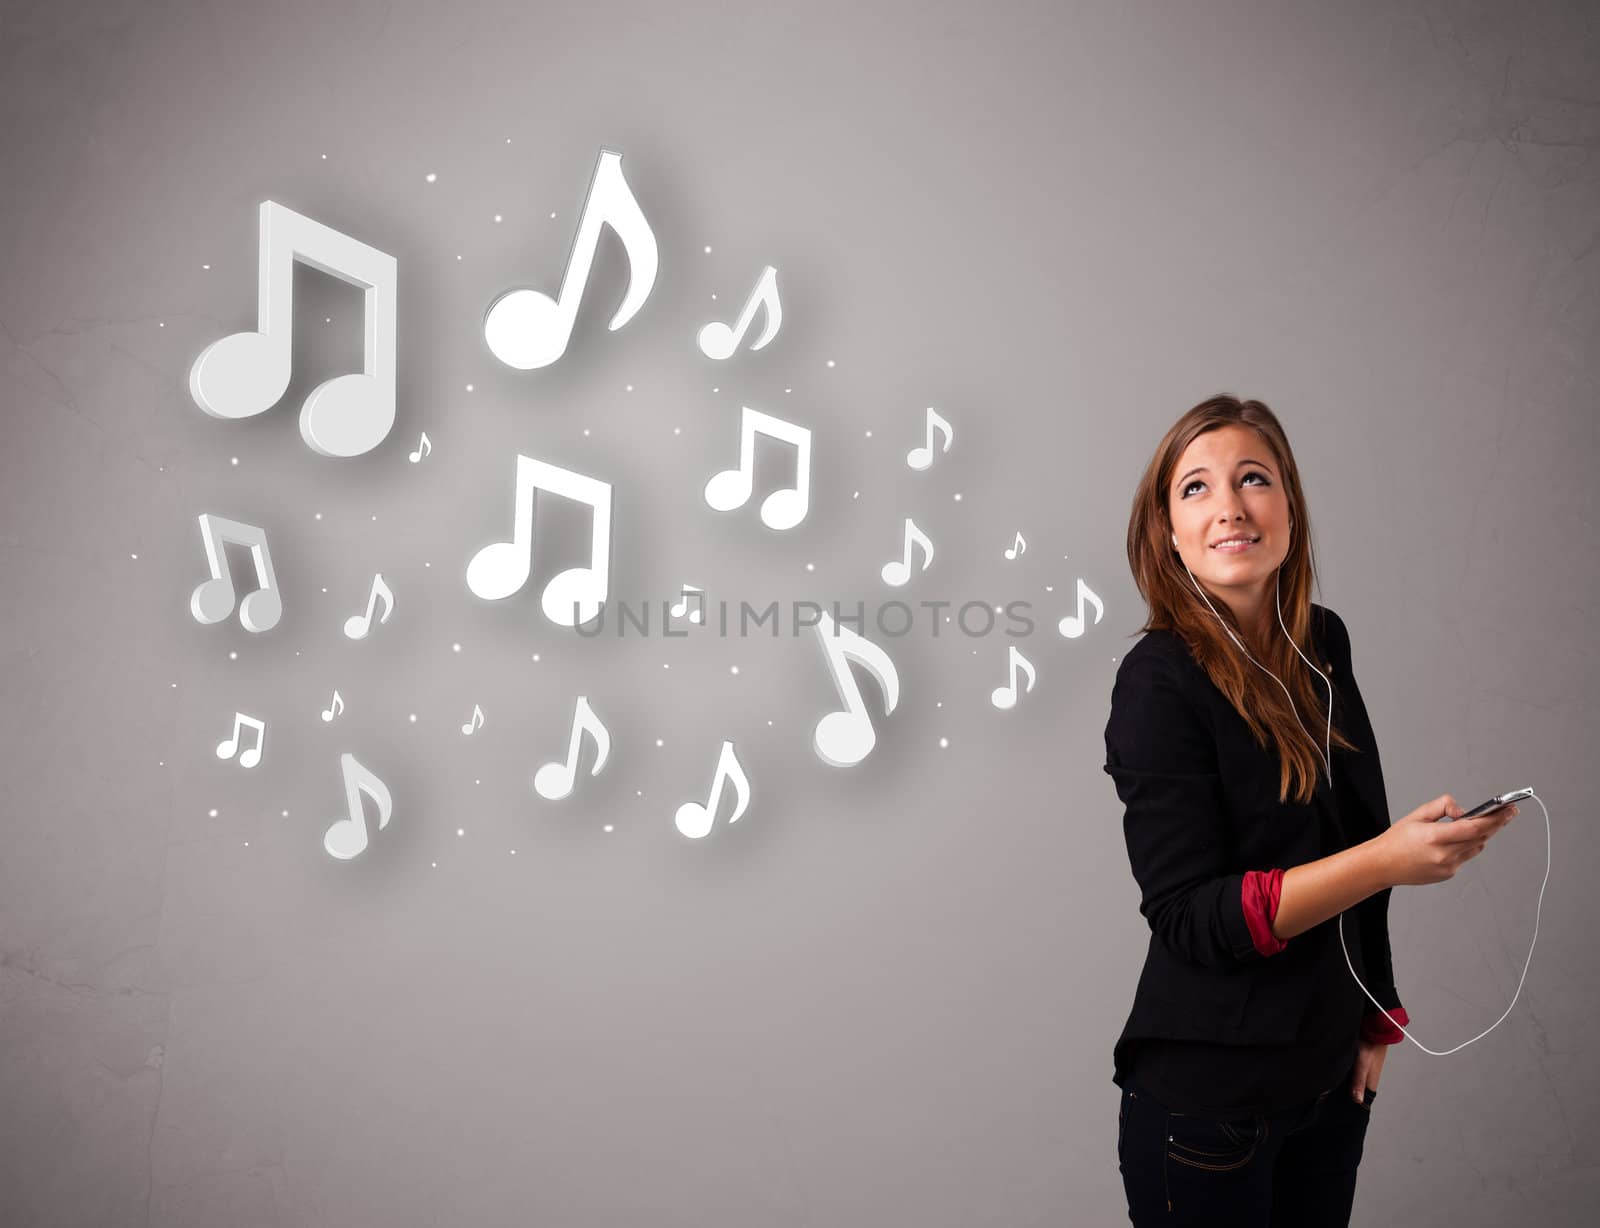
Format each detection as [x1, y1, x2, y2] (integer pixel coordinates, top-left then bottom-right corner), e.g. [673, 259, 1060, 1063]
[1360, 1004, 1410, 1044]
[1241, 868, 1288, 956]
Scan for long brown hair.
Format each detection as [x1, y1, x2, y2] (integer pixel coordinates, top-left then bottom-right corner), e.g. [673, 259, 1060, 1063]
[1124, 394, 1359, 805]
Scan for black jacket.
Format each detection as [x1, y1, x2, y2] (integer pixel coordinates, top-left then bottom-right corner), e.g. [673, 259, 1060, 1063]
[1103, 603, 1403, 1083]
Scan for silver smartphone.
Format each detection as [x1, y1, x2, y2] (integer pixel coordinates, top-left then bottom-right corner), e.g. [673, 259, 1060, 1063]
[1440, 786, 1535, 823]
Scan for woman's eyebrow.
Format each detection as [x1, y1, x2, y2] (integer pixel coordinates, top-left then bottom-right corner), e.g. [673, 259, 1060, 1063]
[1177, 458, 1273, 483]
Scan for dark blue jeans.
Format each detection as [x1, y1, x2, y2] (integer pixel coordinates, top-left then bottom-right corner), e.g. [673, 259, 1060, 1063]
[1116, 1059, 1376, 1226]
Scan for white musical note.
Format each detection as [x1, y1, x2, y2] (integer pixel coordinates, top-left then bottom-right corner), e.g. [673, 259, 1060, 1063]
[343, 573, 394, 640]
[811, 610, 901, 768]
[467, 454, 613, 627]
[704, 406, 812, 531]
[190, 513, 283, 633]
[461, 703, 485, 736]
[1004, 531, 1026, 560]
[1057, 576, 1105, 638]
[881, 517, 934, 587]
[697, 265, 781, 359]
[408, 431, 432, 463]
[669, 584, 705, 625]
[484, 148, 658, 370]
[215, 711, 266, 768]
[674, 740, 752, 839]
[322, 753, 393, 861]
[321, 689, 344, 722]
[188, 201, 397, 457]
[533, 695, 611, 801]
[990, 645, 1038, 710]
[906, 406, 954, 471]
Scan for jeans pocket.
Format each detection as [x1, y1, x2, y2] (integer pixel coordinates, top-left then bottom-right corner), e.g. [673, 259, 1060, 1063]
[1165, 1110, 1266, 1171]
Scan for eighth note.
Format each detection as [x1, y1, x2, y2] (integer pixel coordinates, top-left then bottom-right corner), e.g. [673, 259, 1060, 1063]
[216, 711, 266, 769]
[811, 610, 900, 768]
[408, 431, 432, 463]
[1004, 531, 1026, 560]
[343, 573, 394, 640]
[322, 752, 393, 861]
[321, 689, 344, 722]
[461, 704, 485, 736]
[674, 740, 752, 839]
[1057, 576, 1105, 639]
[533, 695, 611, 801]
[906, 406, 954, 471]
[990, 645, 1038, 711]
[484, 148, 658, 370]
[881, 517, 934, 587]
[697, 265, 782, 359]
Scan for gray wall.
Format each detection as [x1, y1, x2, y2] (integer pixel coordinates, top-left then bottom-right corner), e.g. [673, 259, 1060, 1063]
[2, 0, 1596, 1223]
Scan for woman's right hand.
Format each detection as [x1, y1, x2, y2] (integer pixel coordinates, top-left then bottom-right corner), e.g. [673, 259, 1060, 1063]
[1378, 793, 1521, 887]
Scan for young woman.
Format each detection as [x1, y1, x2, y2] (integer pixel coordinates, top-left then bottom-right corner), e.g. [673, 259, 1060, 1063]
[1105, 395, 1519, 1225]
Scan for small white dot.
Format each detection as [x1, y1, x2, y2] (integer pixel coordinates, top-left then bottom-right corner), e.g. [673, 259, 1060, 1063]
[321, 587, 327, 593]
[431, 861, 437, 868]
[493, 213, 502, 223]
[457, 828, 464, 837]
[324, 316, 331, 323]
[656, 738, 664, 747]
[864, 430, 872, 438]
[703, 245, 712, 253]
[532, 654, 540, 662]
[456, 254, 462, 261]
[208, 808, 218, 817]
[826, 359, 835, 368]
[939, 737, 949, 748]
[953, 492, 962, 501]
[711, 387, 718, 393]
[549, 211, 556, 219]
[506, 137, 512, 144]
[636, 790, 642, 797]
[243, 842, 249, 847]
[202, 263, 211, 270]
[475, 779, 480, 785]
[583, 428, 590, 436]
[170, 682, 177, 688]
[158, 321, 164, 328]
[230, 457, 239, 466]
[806, 562, 815, 571]
[370, 514, 377, 521]
[1045, 585, 1054, 593]
[785, 387, 792, 394]
[711, 293, 718, 300]
[673, 427, 681, 435]
[452, 643, 461, 653]
[425, 172, 437, 183]
[510, 849, 516, 855]
[767, 719, 773, 726]
[314, 513, 322, 520]
[466, 383, 473, 391]
[282, 810, 289, 817]
[229, 651, 237, 660]
[158, 761, 164, 766]
[603, 824, 614, 832]
[995, 604, 1003, 613]
[130, 553, 138, 560]
[936, 701, 943, 708]
[663, 662, 669, 669]
[852, 491, 860, 499]
[625, 384, 633, 392]
[409, 714, 417, 723]
[730, 665, 740, 675]
[321, 153, 327, 159]
[425, 562, 431, 568]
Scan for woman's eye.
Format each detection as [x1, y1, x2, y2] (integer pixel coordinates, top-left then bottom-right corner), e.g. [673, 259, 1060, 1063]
[1181, 471, 1269, 497]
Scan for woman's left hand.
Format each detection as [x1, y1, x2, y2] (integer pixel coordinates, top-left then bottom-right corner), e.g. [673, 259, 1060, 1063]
[1351, 1036, 1388, 1104]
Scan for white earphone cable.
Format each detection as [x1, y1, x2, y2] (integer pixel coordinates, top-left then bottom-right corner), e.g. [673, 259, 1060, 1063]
[1175, 542, 1545, 1054]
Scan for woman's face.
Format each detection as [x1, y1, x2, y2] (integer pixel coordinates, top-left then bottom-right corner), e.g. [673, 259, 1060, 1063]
[1167, 426, 1293, 612]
